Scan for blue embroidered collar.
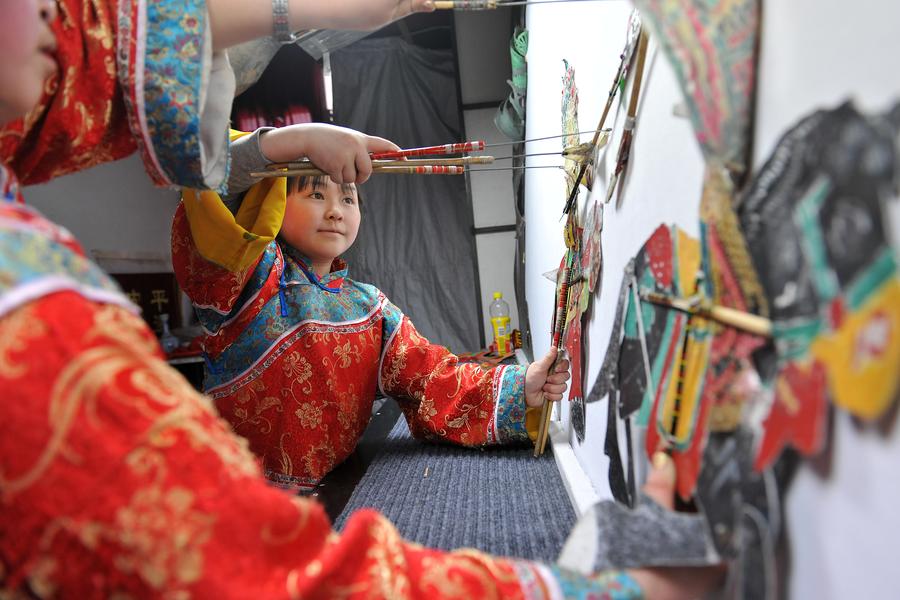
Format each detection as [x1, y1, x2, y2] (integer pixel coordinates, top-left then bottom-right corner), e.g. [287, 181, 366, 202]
[1, 163, 24, 204]
[282, 244, 347, 293]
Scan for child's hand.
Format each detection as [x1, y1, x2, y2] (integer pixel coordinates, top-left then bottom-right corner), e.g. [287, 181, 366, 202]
[524, 347, 571, 408]
[259, 123, 401, 184]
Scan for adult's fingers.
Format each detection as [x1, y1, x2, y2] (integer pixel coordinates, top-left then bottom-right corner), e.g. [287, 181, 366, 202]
[643, 451, 676, 510]
[355, 149, 373, 184]
[411, 0, 436, 13]
[340, 164, 357, 185]
[365, 135, 402, 153]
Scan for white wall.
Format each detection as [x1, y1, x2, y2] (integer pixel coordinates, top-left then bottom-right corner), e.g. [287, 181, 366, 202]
[465, 107, 520, 340]
[455, 11, 520, 345]
[525, 0, 704, 492]
[755, 2, 900, 597]
[525, 0, 900, 596]
[24, 154, 180, 273]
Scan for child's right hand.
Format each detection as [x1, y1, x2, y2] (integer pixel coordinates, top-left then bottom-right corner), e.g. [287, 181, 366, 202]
[259, 123, 402, 184]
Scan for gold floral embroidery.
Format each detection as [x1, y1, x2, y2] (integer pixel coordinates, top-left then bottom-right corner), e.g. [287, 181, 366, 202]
[278, 432, 294, 476]
[382, 340, 409, 392]
[305, 559, 322, 577]
[442, 403, 488, 435]
[421, 356, 463, 398]
[71, 101, 94, 147]
[113, 484, 213, 589]
[418, 397, 437, 422]
[1, 305, 259, 495]
[282, 351, 312, 381]
[0, 303, 48, 378]
[418, 555, 498, 600]
[363, 515, 412, 600]
[302, 441, 337, 479]
[260, 496, 310, 545]
[281, 351, 313, 397]
[33, 446, 217, 594]
[232, 379, 282, 434]
[295, 402, 323, 429]
[302, 330, 340, 350]
[419, 548, 519, 598]
[323, 378, 362, 431]
[24, 555, 58, 598]
[83, 0, 114, 52]
[332, 340, 362, 368]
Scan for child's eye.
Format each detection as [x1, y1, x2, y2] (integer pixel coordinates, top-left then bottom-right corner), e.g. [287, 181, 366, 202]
[343, 196, 356, 205]
[309, 191, 324, 200]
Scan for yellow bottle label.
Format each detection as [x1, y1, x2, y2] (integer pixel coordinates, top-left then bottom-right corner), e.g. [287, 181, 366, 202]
[491, 316, 511, 353]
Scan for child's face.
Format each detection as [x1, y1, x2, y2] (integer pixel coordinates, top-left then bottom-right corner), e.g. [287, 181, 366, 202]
[0, 0, 57, 125]
[281, 178, 361, 265]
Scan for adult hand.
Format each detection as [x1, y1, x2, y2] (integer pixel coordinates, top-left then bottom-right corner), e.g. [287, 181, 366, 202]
[628, 453, 727, 600]
[260, 123, 401, 184]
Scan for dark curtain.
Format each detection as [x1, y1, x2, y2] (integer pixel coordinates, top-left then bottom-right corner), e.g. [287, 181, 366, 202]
[332, 38, 481, 352]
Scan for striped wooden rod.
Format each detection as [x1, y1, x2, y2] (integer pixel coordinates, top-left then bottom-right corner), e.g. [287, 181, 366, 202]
[250, 164, 467, 178]
[266, 156, 493, 171]
[370, 140, 486, 160]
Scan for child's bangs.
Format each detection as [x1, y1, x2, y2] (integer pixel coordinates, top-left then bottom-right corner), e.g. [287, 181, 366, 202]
[287, 175, 356, 197]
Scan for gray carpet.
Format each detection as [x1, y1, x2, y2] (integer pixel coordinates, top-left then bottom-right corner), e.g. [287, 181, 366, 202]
[335, 413, 575, 562]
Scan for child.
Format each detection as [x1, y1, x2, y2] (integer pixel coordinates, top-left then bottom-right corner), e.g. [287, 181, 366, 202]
[173, 125, 572, 491]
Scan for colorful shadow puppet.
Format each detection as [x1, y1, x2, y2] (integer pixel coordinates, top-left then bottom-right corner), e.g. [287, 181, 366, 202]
[575, 99, 900, 600]
[559, 59, 588, 440]
[559, 11, 645, 445]
[589, 223, 745, 504]
[563, 4, 900, 600]
[738, 101, 900, 469]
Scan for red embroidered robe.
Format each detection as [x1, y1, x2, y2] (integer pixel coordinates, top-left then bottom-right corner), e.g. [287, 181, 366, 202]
[171, 203, 532, 491]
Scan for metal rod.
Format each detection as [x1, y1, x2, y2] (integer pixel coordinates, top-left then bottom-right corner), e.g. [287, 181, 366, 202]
[483, 129, 607, 148]
[468, 165, 564, 172]
[491, 146, 596, 161]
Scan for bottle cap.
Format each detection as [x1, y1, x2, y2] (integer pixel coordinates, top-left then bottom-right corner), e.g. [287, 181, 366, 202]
[493, 291, 502, 299]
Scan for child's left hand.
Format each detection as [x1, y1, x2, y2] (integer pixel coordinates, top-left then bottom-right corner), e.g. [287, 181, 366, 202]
[524, 347, 571, 408]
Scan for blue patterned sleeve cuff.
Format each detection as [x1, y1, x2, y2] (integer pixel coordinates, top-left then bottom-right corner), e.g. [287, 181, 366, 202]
[118, 0, 234, 191]
[492, 364, 530, 444]
[549, 566, 645, 600]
